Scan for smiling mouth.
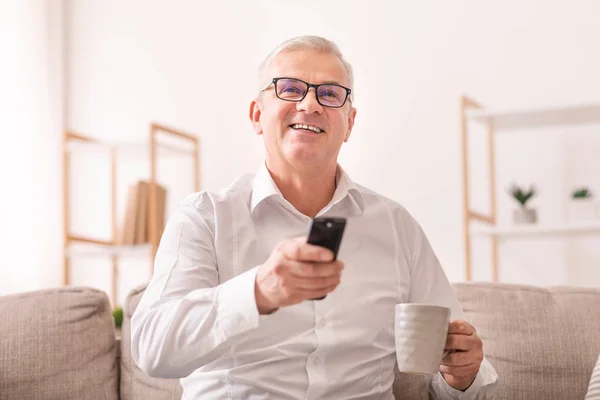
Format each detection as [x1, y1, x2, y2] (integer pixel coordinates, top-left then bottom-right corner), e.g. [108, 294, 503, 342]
[289, 123, 324, 133]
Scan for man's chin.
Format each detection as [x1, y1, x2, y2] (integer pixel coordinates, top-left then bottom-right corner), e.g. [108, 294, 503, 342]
[283, 148, 324, 166]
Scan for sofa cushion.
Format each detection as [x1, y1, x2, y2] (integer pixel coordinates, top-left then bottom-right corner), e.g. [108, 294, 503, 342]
[392, 370, 429, 400]
[454, 282, 600, 400]
[120, 283, 182, 400]
[0, 287, 118, 400]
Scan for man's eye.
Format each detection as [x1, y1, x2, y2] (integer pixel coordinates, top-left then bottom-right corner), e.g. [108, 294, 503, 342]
[281, 86, 302, 93]
[320, 90, 338, 98]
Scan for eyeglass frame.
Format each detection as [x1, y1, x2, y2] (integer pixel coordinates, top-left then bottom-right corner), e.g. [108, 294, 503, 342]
[262, 77, 352, 108]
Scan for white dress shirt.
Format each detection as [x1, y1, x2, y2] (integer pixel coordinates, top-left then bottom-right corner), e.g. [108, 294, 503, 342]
[131, 163, 498, 399]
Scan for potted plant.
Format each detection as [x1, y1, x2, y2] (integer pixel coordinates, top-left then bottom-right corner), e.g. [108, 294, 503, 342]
[568, 187, 595, 221]
[113, 306, 123, 329]
[508, 183, 537, 224]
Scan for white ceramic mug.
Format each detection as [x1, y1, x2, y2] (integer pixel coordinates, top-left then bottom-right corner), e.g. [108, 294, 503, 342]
[395, 303, 451, 375]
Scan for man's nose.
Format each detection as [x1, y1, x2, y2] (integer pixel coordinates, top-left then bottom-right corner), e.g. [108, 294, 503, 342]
[296, 88, 323, 114]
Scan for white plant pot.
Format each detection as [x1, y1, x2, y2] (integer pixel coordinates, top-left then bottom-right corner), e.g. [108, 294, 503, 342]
[513, 207, 537, 224]
[568, 198, 597, 222]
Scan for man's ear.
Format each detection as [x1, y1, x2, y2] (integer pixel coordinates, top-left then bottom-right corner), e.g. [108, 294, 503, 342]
[344, 106, 357, 142]
[249, 99, 263, 135]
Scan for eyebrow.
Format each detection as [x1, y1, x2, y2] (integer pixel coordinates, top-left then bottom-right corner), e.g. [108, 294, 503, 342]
[307, 79, 346, 87]
[318, 80, 344, 86]
[280, 76, 346, 86]
[307, 79, 347, 87]
[321, 81, 346, 87]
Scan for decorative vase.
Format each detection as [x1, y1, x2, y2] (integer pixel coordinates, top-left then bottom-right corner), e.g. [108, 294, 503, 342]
[513, 207, 537, 224]
[568, 198, 597, 222]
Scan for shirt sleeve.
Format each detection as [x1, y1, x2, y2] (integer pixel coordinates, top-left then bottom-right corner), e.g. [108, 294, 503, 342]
[407, 219, 499, 399]
[130, 193, 261, 379]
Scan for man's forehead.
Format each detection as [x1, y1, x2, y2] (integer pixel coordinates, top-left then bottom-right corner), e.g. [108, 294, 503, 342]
[269, 50, 348, 86]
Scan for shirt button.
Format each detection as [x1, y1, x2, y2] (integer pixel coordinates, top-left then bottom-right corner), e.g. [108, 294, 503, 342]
[313, 357, 320, 365]
[320, 318, 327, 327]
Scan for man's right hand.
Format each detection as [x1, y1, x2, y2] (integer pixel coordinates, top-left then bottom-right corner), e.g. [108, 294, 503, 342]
[255, 237, 344, 314]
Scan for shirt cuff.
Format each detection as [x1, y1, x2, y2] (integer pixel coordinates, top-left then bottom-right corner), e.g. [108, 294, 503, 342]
[216, 266, 261, 339]
[433, 357, 498, 399]
[433, 372, 480, 399]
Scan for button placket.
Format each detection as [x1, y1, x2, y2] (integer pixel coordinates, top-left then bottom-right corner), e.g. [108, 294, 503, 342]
[305, 304, 328, 399]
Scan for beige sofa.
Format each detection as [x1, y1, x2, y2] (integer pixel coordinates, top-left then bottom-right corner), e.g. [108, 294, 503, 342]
[1, 282, 599, 399]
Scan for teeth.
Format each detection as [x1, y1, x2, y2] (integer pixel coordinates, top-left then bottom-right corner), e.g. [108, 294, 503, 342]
[292, 124, 322, 133]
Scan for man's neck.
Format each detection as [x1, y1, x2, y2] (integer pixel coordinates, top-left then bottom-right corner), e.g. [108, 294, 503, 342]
[266, 160, 337, 218]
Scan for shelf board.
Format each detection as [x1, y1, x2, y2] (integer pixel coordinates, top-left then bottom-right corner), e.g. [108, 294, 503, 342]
[67, 243, 152, 258]
[466, 102, 600, 131]
[471, 221, 600, 238]
[65, 139, 196, 158]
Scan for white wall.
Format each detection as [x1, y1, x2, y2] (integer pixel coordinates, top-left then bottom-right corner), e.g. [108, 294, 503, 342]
[0, 0, 64, 295]
[53, 0, 600, 301]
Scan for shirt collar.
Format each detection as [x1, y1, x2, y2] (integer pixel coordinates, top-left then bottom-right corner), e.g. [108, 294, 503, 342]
[328, 165, 364, 215]
[250, 162, 364, 216]
[250, 162, 284, 212]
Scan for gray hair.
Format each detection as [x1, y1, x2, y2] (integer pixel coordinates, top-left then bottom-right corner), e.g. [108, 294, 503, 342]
[257, 35, 354, 97]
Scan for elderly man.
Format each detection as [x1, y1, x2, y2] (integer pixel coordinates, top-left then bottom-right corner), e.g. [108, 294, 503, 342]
[131, 35, 498, 399]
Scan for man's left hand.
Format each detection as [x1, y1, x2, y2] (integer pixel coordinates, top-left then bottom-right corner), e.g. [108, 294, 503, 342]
[439, 320, 484, 391]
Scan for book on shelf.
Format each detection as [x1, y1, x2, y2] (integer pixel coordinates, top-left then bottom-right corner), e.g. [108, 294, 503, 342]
[119, 180, 167, 246]
[135, 181, 149, 245]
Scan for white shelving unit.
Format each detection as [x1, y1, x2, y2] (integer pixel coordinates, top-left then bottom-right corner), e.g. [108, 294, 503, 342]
[471, 221, 600, 238]
[465, 103, 600, 131]
[461, 96, 600, 281]
[63, 123, 201, 306]
[66, 137, 197, 159]
[67, 242, 153, 258]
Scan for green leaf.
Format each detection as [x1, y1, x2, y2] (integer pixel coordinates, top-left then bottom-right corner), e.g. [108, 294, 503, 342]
[508, 183, 536, 206]
[572, 187, 592, 199]
[113, 307, 123, 328]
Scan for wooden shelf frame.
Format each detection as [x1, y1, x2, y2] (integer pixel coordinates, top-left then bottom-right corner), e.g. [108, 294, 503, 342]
[461, 95, 498, 282]
[461, 95, 600, 282]
[62, 123, 200, 305]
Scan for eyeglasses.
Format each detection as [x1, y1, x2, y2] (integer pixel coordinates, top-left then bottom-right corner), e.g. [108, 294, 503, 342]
[264, 77, 352, 108]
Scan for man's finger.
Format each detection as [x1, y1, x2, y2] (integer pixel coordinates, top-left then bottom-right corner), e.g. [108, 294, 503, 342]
[441, 349, 472, 367]
[303, 283, 339, 300]
[439, 363, 478, 378]
[285, 259, 343, 278]
[280, 238, 333, 262]
[445, 333, 478, 351]
[285, 274, 341, 291]
[447, 320, 475, 335]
